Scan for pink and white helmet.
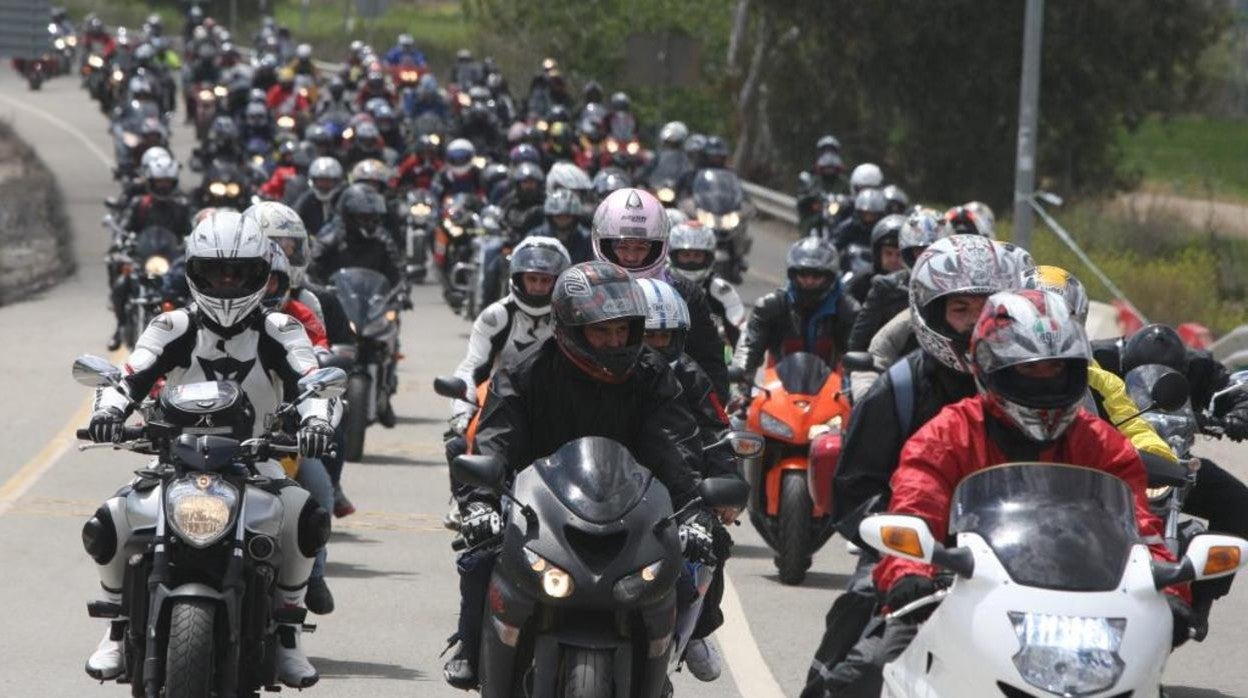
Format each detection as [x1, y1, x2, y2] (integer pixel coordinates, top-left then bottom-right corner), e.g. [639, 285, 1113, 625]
[591, 187, 670, 278]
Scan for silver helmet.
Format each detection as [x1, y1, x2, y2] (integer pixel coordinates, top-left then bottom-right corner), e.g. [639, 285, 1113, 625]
[667, 222, 716, 283]
[244, 201, 309, 289]
[185, 210, 273, 329]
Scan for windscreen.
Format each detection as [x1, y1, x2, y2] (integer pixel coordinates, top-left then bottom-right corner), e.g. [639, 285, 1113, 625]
[132, 226, 182, 263]
[773, 352, 833, 396]
[535, 437, 653, 524]
[329, 267, 392, 327]
[1125, 364, 1197, 455]
[692, 168, 744, 214]
[950, 463, 1137, 592]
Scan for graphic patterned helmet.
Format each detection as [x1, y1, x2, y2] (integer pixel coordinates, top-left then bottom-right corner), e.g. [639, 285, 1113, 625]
[994, 241, 1035, 281]
[263, 242, 291, 309]
[849, 163, 883, 193]
[964, 201, 996, 232]
[972, 289, 1091, 443]
[638, 278, 691, 362]
[667, 222, 716, 284]
[945, 205, 994, 239]
[509, 236, 571, 315]
[786, 237, 840, 307]
[591, 188, 669, 278]
[591, 169, 630, 200]
[1022, 265, 1089, 325]
[909, 234, 1018, 373]
[898, 208, 947, 269]
[185, 210, 273, 329]
[244, 201, 309, 289]
[349, 158, 391, 190]
[552, 261, 648, 383]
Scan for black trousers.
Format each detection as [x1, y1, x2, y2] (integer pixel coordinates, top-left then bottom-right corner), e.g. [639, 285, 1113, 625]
[1188, 458, 1248, 604]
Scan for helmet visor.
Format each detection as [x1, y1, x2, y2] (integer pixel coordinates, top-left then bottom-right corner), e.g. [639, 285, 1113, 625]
[275, 237, 307, 267]
[512, 245, 568, 276]
[187, 258, 270, 299]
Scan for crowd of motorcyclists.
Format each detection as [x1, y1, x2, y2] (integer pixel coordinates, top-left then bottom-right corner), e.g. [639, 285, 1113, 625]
[36, 4, 1248, 696]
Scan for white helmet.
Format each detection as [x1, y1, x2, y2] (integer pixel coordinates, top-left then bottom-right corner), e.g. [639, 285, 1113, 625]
[637, 277, 691, 362]
[659, 121, 689, 146]
[140, 146, 173, 172]
[308, 156, 344, 203]
[185, 210, 273, 329]
[664, 208, 688, 228]
[546, 161, 593, 195]
[849, 163, 883, 193]
[591, 188, 669, 278]
[244, 201, 309, 289]
[296, 43, 312, 60]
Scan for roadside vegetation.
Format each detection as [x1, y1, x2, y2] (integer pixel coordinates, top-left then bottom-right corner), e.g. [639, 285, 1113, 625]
[0, 120, 74, 305]
[1119, 115, 1248, 202]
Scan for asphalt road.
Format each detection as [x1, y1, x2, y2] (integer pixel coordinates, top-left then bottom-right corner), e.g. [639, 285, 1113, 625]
[0, 67, 1245, 697]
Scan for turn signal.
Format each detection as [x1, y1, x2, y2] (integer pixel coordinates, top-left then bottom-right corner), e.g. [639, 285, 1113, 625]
[1204, 546, 1242, 577]
[881, 526, 925, 558]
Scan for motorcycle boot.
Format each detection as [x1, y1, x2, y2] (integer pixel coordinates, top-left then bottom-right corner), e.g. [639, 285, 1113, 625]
[683, 636, 722, 681]
[275, 587, 320, 688]
[84, 591, 125, 680]
[442, 638, 478, 690]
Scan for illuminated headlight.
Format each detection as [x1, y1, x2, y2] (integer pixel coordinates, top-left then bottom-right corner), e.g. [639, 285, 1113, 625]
[112, 69, 124, 82]
[472, 155, 488, 169]
[166, 474, 238, 548]
[447, 224, 464, 238]
[657, 187, 675, 203]
[198, 89, 214, 101]
[226, 183, 241, 197]
[826, 200, 840, 217]
[342, 127, 354, 140]
[696, 209, 716, 227]
[208, 182, 227, 197]
[524, 548, 574, 598]
[613, 560, 664, 603]
[626, 141, 640, 155]
[1146, 485, 1173, 503]
[66, 35, 78, 47]
[606, 139, 619, 153]
[251, 154, 265, 166]
[277, 115, 296, 129]
[456, 92, 471, 107]
[536, 120, 549, 132]
[429, 134, 441, 146]
[213, 85, 228, 98]
[1009, 612, 1125, 696]
[721, 211, 740, 229]
[88, 55, 104, 68]
[410, 202, 432, 218]
[144, 255, 170, 276]
[759, 410, 794, 439]
[54, 38, 65, 50]
[808, 414, 842, 440]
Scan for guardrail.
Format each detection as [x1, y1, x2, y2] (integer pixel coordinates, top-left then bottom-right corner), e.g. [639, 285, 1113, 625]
[741, 181, 797, 225]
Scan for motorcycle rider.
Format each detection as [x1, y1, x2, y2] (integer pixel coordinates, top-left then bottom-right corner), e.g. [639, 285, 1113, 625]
[847, 210, 942, 353]
[944, 203, 994, 238]
[796, 135, 848, 233]
[527, 188, 591, 262]
[432, 138, 486, 200]
[343, 120, 392, 169]
[309, 183, 402, 286]
[294, 156, 346, 239]
[82, 210, 333, 688]
[733, 237, 859, 384]
[845, 213, 905, 304]
[498, 161, 546, 234]
[864, 289, 1190, 692]
[830, 187, 887, 253]
[286, 43, 319, 79]
[355, 69, 396, 109]
[82, 15, 116, 63]
[442, 261, 713, 689]
[266, 67, 310, 115]
[384, 32, 427, 68]
[592, 187, 731, 400]
[393, 134, 443, 192]
[667, 222, 747, 348]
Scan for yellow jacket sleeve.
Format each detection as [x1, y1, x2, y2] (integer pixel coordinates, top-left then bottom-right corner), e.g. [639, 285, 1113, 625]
[1088, 362, 1178, 463]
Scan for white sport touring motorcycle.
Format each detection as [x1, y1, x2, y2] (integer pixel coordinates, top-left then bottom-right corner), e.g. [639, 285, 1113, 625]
[860, 462, 1248, 698]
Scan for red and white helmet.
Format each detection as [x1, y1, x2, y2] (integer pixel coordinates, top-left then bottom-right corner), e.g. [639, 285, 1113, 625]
[591, 188, 670, 279]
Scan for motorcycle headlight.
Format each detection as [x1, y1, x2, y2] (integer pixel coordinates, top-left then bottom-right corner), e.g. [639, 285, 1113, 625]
[657, 187, 675, 203]
[429, 134, 441, 146]
[613, 560, 664, 603]
[759, 410, 795, 440]
[252, 154, 266, 166]
[456, 92, 471, 107]
[1009, 612, 1126, 697]
[277, 115, 296, 129]
[524, 548, 574, 599]
[67, 36, 78, 47]
[112, 69, 124, 82]
[721, 212, 740, 229]
[144, 255, 170, 276]
[696, 209, 716, 227]
[626, 141, 640, 155]
[411, 202, 432, 218]
[213, 85, 228, 98]
[536, 119, 549, 132]
[88, 55, 104, 68]
[208, 181, 227, 197]
[342, 127, 354, 140]
[447, 224, 464, 238]
[226, 183, 241, 197]
[166, 474, 239, 548]
[808, 414, 842, 440]
[606, 139, 619, 153]
[54, 38, 65, 50]
[826, 200, 840, 217]
[198, 88, 214, 101]
[472, 156, 488, 169]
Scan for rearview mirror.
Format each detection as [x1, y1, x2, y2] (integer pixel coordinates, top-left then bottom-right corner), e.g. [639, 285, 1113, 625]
[698, 477, 750, 510]
[451, 454, 506, 492]
[72, 354, 123, 388]
[842, 352, 876, 373]
[859, 514, 936, 564]
[1150, 371, 1190, 413]
[1184, 534, 1248, 582]
[297, 367, 348, 400]
[433, 375, 472, 401]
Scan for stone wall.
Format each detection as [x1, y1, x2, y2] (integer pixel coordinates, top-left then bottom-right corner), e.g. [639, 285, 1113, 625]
[0, 119, 74, 305]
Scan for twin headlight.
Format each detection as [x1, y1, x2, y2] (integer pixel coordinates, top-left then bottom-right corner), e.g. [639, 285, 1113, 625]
[759, 410, 794, 439]
[166, 474, 239, 548]
[523, 546, 664, 603]
[1010, 612, 1125, 696]
[695, 210, 740, 230]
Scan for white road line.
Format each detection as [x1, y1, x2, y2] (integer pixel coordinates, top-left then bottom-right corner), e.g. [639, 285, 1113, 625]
[0, 89, 113, 169]
[719, 571, 788, 698]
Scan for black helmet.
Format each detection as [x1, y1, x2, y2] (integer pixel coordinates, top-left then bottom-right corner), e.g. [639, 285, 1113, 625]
[582, 80, 604, 104]
[870, 214, 906, 253]
[512, 161, 545, 202]
[552, 261, 647, 382]
[786, 237, 839, 308]
[1122, 324, 1187, 375]
[704, 136, 729, 163]
[338, 183, 387, 239]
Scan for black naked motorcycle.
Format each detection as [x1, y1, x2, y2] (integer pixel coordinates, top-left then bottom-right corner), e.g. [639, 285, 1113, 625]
[435, 376, 755, 698]
[72, 354, 346, 698]
[689, 168, 752, 284]
[105, 219, 182, 350]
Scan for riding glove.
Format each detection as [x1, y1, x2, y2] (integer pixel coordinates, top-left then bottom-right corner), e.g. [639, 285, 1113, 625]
[1221, 409, 1248, 441]
[298, 418, 336, 458]
[87, 407, 126, 443]
[1167, 594, 1193, 649]
[883, 575, 938, 623]
[461, 501, 502, 546]
[679, 509, 718, 565]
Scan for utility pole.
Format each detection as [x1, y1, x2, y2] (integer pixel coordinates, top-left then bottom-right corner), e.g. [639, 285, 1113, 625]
[1012, 0, 1044, 249]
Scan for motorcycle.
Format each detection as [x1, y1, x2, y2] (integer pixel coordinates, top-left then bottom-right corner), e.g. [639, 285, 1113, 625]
[729, 352, 852, 584]
[452, 210, 510, 320]
[401, 188, 438, 284]
[431, 382, 754, 698]
[191, 82, 229, 141]
[105, 218, 182, 350]
[690, 169, 751, 284]
[433, 197, 481, 312]
[72, 354, 346, 698]
[328, 267, 404, 461]
[859, 462, 1248, 697]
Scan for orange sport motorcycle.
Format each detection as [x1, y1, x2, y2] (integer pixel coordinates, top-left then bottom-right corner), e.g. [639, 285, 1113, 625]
[731, 352, 851, 584]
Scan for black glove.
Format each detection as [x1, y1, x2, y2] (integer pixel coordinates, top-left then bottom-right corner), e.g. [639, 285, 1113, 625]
[1221, 410, 1248, 441]
[1167, 594, 1193, 649]
[87, 407, 126, 443]
[883, 575, 938, 623]
[679, 509, 717, 565]
[461, 501, 502, 546]
[298, 418, 335, 458]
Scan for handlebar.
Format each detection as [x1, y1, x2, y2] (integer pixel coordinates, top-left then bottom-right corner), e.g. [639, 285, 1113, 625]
[75, 425, 145, 442]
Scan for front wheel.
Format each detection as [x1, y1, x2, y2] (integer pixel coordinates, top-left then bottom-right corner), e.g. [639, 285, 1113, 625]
[776, 470, 813, 585]
[562, 647, 613, 698]
[164, 599, 216, 698]
[343, 373, 371, 462]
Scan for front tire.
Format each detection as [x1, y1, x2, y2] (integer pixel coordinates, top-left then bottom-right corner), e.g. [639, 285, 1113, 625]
[777, 471, 813, 585]
[562, 647, 613, 698]
[165, 599, 216, 698]
[344, 373, 370, 462]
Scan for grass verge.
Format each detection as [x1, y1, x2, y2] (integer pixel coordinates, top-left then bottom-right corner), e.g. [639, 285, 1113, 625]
[1119, 115, 1248, 202]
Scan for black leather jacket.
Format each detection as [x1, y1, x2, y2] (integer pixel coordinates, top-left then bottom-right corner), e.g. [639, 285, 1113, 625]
[308, 222, 402, 286]
[734, 285, 859, 375]
[848, 270, 909, 351]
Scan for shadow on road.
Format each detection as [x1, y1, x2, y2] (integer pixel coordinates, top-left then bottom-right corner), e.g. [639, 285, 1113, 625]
[310, 656, 426, 681]
[393, 414, 445, 426]
[1166, 688, 1237, 698]
[326, 560, 416, 579]
[329, 530, 382, 545]
[731, 543, 774, 560]
[358, 452, 444, 467]
[764, 571, 852, 590]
